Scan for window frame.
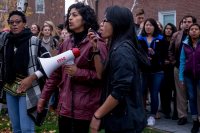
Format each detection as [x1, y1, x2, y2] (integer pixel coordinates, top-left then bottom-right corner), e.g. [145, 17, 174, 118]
[158, 11, 176, 26]
[35, 0, 45, 14]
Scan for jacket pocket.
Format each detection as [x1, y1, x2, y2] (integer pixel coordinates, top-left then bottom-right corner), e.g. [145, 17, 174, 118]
[74, 91, 90, 111]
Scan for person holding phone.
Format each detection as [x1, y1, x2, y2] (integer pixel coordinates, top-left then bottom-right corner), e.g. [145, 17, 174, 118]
[89, 5, 147, 133]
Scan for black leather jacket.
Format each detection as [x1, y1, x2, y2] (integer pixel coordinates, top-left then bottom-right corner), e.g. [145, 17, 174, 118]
[102, 40, 147, 132]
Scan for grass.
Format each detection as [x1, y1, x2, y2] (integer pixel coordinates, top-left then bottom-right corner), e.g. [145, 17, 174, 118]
[0, 109, 59, 133]
[0, 109, 167, 133]
[35, 111, 58, 133]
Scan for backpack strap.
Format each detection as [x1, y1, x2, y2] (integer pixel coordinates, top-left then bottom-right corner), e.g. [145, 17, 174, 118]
[52, 37, 58, 48]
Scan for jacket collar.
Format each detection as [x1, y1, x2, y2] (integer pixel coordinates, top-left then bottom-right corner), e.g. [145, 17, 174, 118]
[182, 36, 189, 45]
[183, 37, 200, 47]
[138, 34, 163, 41]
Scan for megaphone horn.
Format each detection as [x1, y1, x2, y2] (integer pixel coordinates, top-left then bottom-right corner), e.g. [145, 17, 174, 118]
[38, 48, 80, 78]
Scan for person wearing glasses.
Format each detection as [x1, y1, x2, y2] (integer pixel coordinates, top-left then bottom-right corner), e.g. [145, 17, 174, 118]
[0, 10, 51, 133]
[37, 2, 107, 133]
[89, 6, 147, 133]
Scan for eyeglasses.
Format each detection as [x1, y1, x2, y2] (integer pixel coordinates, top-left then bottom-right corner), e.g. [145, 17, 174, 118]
[8, 20, 22, 25]
[102, 19, 110, 25]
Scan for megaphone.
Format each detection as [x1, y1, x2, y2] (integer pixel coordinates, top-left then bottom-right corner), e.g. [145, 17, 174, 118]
[38, 48, 80, 78]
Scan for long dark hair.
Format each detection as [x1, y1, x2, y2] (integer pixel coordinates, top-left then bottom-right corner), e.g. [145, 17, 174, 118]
[105, 6, 138, 48]
[65, 2, 99, 33]
[141, 18, 160, 37]
[163, 23, 177, 38]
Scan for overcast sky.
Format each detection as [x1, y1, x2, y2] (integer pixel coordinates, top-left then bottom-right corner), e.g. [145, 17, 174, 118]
[65, 0, 75, 14]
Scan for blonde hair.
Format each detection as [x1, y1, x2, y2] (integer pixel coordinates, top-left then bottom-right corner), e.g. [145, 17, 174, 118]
[38, 25, 53, 39]
[43, 20, 59, 37]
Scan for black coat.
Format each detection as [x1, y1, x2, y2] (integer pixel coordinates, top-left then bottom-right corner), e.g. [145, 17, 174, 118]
[102, 40, 147, 133]
[138, 35, 168, 73]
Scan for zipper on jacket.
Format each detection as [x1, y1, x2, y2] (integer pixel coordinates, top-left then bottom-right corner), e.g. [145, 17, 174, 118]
[193, 52, 196, 79]
[187, 44, 196, 79]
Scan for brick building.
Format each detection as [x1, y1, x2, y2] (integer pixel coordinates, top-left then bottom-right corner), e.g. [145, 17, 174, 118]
[0, 0, 65, 30]
[96, 0, 200, 27]
[27, 0, 65, 27]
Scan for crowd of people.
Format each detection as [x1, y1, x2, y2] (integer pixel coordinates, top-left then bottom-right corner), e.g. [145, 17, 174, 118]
[135, 8, 200, 133]
[0, 2, 199, 133]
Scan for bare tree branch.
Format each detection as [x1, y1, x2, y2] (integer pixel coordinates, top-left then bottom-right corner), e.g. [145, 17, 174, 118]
[83, 0, 87, 4]
[131, 0, 138, 12]
[87, 0, 95, 9]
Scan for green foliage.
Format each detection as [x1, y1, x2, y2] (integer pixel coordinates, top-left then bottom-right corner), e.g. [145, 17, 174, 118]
[0, 109, 11, 132]
[0, 109, 59, 133]
[0, 109, 167, 133]
[35, 111, 58, 133]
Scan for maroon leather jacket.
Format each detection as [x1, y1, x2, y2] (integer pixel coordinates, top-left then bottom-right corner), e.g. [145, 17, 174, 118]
[40, 35, 107, 120]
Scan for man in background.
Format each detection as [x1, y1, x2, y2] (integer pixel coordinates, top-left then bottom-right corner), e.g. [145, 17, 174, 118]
[134, 8, 145, 35]
[168, 15, 197, 125]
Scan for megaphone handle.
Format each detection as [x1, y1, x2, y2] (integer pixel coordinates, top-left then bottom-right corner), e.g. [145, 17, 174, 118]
[65, 60, 74, 65]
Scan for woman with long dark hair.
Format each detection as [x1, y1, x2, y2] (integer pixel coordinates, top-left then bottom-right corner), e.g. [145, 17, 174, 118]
[37, 2, 107, 133]
[138, 18, 167, 125]
[89, 6, 147, 133]
[160, 23, 177, 119]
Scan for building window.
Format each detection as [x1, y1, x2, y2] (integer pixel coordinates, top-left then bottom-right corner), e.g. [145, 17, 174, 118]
[35, 0, 45, 13]
[158, 11, 176, 26]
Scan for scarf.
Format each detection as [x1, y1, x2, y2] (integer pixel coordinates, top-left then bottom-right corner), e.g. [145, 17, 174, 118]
[5, 28, 32, 83]
[73, 30, 88, 47]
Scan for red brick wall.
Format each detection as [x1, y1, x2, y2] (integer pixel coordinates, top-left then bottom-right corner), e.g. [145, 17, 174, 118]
[97, 0, 133, 22]
[26, 0, 65, 28]
[97, 0, 200, 27]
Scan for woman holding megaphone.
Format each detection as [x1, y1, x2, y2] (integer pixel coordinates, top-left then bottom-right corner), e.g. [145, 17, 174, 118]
[37, 2, 107, 133]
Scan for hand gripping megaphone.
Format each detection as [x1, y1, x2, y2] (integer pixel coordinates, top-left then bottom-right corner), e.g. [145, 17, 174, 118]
[38, 48, 80, 78]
